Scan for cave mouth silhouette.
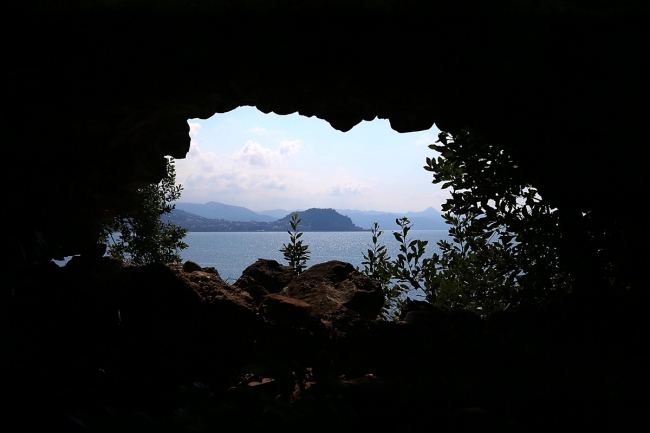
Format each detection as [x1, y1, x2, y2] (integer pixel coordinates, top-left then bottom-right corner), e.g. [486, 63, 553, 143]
[2, 3, 649, 431]
[2, 2, 647, 288]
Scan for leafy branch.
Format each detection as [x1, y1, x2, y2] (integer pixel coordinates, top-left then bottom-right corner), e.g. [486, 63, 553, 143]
[99, 157, 188, 266]
[362, 128, 573, 319]
[360, 222, 394, 318]
[280, 212, 310, 274]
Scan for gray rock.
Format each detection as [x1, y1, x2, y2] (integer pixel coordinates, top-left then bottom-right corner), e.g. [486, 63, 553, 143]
[235, 259, 294, 294]
[244, 284, 271, 305]
[280, 261, 384, 320]
[259, 293, 312, 328]
[182, 260, 202, 273]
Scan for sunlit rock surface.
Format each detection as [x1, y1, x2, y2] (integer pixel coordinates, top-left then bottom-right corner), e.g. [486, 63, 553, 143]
[281, 261, 384, 321]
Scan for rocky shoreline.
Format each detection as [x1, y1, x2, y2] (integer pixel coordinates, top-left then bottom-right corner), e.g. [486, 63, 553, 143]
[3, 257, 648, 432]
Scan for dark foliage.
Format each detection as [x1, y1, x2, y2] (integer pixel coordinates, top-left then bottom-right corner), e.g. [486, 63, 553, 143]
[362, 128, 574, 318]
[99, 157, 188, 266]
[423, 128, 573, 312]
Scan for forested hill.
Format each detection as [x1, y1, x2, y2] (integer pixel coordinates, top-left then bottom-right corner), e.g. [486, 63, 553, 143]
[165, 208, 365, 232]
[174, 201, 276, 222]
[276, 208, 364, 231]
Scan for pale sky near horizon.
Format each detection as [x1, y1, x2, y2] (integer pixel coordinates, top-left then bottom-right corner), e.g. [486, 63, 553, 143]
[175, 106, 450, 213]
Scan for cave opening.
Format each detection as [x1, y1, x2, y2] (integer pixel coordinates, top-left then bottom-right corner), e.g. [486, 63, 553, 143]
[4, 3, 650, 431]
[178, 106, 447, 215]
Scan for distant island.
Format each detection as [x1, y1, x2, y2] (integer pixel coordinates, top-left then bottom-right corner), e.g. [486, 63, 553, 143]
[164, 208, 365, 232]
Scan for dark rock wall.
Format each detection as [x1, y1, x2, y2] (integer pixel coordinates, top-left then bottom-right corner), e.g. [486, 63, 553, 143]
[2, 2, 648, 277]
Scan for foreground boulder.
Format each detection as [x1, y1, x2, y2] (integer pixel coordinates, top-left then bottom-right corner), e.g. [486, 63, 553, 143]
[398, 300, 447, 327]
[182, 260, 203, 273]
[259, 293, 312, 328]
[238, 284, 271, 305]
[168, 263, 257, 316]
[280, 261, 383, 320]
[235, 259, 295, 303]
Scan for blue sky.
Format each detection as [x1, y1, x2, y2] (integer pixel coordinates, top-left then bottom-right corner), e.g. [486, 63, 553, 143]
[176, 106, 449, 213]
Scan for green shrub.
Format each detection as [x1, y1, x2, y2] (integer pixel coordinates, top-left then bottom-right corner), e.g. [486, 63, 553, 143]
[363, 128, 572, 319]
[99, 157, 188, 266]
[425, 129, 572, 313]
[280, 212, 311, 274]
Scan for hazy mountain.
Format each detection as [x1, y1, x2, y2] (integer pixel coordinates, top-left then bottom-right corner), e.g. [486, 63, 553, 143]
[257, 209, 297, 219]
[405, 207, 445, 220]
[171, 201, 446, 229]
[258, 207, 447, 229]
[174, 201, 276, 222]
[337, 207, 446, 230]
[165, 208, 363, 232]
[164, 209, 279, 231]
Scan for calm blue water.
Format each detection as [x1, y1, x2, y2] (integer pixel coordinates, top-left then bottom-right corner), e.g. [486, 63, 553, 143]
[180, 230, 449, 283]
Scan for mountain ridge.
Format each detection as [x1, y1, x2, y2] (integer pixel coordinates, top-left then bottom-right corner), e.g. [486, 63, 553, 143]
[336, 207, 446, 230]
[165, 207, 363, 232]
[175, 201, 276, 222]
[173, 201, 447, 230]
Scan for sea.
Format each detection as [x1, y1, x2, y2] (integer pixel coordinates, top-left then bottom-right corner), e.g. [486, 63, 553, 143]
[55, 230, 450, 285]
[179, 230, 449, 283]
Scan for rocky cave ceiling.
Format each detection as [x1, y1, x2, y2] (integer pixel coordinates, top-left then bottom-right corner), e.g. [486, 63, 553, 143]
[2, 1, 649, 257]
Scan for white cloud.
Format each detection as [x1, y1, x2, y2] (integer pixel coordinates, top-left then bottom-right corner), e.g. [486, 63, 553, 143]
[175, 135, 307, 204]
[278, 139, 301, 157]
[233, 139, 302, 166]
[188, 122, 201, 140]
[234, 140, 275, 166]
[260, 174, 287, 190]
[328, 183, 369, 197]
